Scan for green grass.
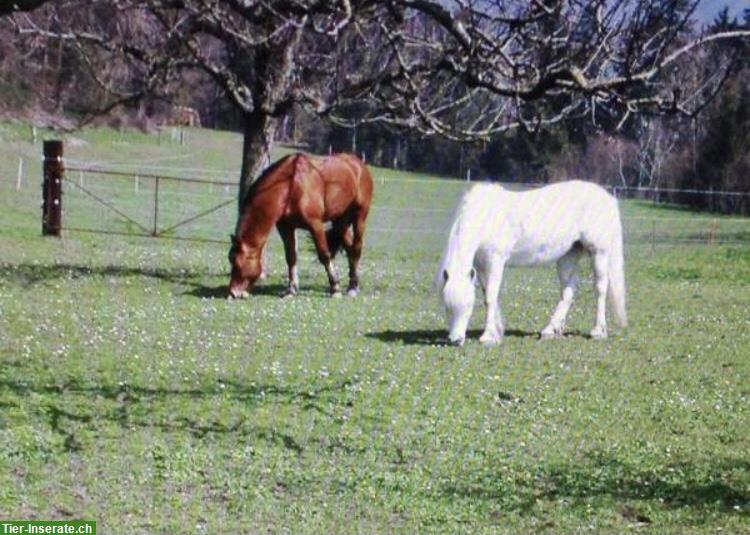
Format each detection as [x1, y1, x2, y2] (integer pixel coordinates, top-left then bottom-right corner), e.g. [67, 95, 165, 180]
[1, 124, 749, 533]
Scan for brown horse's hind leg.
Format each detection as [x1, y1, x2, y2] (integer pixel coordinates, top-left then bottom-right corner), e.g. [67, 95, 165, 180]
[259, 243, 268, 280]
[345, 210, 368, 297]
[341, 227, 358, 297]
[277, 223, 299, 297]
[308, 221, 342, 297]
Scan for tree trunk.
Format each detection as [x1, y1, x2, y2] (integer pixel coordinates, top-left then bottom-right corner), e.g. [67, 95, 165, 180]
[236, 19, 303, 209]
[238, 109, 278, 210]
[53, 35, 65, 113]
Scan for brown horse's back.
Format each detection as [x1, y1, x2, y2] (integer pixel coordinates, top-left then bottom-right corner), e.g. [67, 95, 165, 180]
[286, 153, 372, 224]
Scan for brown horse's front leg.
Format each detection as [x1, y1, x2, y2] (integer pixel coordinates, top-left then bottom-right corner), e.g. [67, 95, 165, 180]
[277, 223, 299, 297]
[309, 221, 341, 297]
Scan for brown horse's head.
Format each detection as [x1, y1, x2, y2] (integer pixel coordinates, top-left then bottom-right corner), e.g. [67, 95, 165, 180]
[227, 234, 263, 299]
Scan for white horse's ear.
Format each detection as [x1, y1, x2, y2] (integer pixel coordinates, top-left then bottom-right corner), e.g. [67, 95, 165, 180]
[442, 269, 449, 283]
[469, 267, 476, 281]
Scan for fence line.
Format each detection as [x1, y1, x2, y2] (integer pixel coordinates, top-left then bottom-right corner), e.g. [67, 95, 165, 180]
[613, 185, 750, 197]
[53, 179, 235, 199]
[61, 226, 228, 244]
[20, 148, 750, 247]
[64, 157, 237, 176]
[23, 165, 750, 215]
[60, 167, 238, 240]
[364, 225, 749, 242]
[58, 180, 750, 225]
[29, 159, 750, 197]
[66, 166, 237, 187]
[59, 177, 750, 222]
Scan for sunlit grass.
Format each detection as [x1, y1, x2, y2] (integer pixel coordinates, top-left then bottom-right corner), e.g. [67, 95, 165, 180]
[1, 123, 749, 533]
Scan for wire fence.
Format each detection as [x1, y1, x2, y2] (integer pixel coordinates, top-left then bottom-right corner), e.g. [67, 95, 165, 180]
[5, 155, 750, 251]
[612, 185, 750, 217]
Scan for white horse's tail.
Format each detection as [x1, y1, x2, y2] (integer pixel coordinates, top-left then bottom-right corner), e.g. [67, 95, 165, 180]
[608, 209, 627, 327]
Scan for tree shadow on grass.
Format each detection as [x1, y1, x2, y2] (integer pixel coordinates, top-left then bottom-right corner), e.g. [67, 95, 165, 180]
[0, 262, 212, 287]
[0, 368, 362, 456]
[0, 262, 333, 300]
[440, 450, 750, 517]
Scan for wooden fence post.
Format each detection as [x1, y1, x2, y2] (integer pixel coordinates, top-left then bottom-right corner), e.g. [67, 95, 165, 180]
[651, 220, 656, 254]
[42, 140, 64, 236]
[16, 157, 24, 190]
[152, 177, 160, 236]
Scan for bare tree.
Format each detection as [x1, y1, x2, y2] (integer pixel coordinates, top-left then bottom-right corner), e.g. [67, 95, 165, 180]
[8, 0, 750, 204]
[634, 117, 678, 188]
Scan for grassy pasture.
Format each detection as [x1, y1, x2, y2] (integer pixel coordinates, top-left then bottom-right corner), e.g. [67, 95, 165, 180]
[1, 124, 749, 533]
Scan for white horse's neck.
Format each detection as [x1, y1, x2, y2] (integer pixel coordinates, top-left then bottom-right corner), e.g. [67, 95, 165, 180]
[445, 218, 482, 274]
[441, 184, 506, 276]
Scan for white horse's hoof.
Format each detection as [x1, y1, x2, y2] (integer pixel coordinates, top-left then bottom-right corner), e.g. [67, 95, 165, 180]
[590, 326, 608, 339]
[331, 291, 343, 299]
[540, 327, 563, 339]
[539, 325, 564, 340]
[479, 333, 502, 346]
[448, 336, 465, 347]
[281, 290, 296, 299]
[347, 288, 359, 298]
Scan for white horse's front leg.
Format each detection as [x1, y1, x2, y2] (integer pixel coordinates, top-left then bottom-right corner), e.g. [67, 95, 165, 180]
[590, 251, 609, 339]
[542, 248, 582, 339]
[479, 256, 506, 346]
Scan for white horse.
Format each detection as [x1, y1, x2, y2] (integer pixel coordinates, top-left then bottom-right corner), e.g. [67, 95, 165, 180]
[438, 180, 627, 346]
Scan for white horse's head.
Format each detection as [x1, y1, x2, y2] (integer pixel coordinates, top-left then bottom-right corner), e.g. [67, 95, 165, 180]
[441, 266, 476, 346]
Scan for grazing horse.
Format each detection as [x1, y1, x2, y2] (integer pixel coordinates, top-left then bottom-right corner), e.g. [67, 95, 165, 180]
[438, 180, 626, 346]
[228, 153, 373, 299]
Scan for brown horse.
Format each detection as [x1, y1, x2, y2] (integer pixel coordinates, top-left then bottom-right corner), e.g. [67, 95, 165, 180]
[228, 153, 373, 299]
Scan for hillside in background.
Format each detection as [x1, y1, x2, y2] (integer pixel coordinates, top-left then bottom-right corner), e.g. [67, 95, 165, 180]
[0, 3, 748, 213]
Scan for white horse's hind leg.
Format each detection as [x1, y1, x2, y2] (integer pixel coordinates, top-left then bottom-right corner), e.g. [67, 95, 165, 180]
[541, 247, 582, 339]
[590, 251, 609, 339]
[479, 256, 506, 346]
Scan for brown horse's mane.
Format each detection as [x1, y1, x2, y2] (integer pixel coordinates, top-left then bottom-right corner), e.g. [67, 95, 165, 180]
[239, 154, 296, 209]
